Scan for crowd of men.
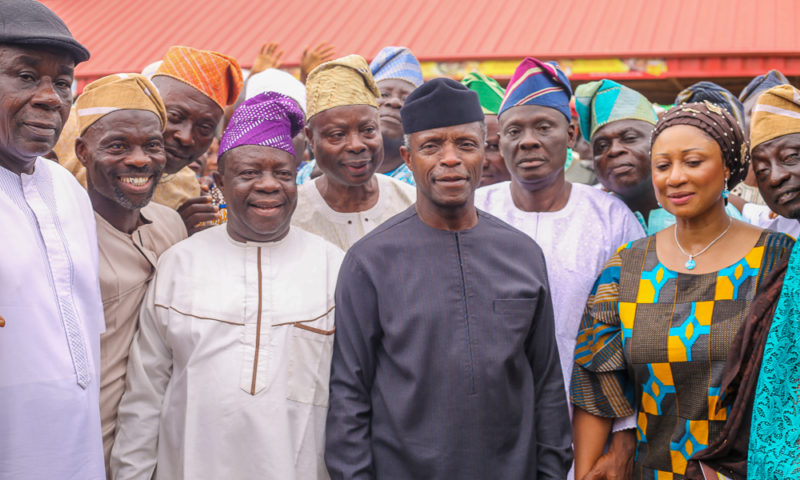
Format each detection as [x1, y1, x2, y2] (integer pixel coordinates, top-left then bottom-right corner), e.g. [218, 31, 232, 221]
[2, 1, 800, 479]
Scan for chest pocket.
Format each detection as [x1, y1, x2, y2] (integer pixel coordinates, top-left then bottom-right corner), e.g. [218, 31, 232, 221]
[493, 298, 538, 315]
[286, 306, 335, 407]
[491, 297, 539, 348]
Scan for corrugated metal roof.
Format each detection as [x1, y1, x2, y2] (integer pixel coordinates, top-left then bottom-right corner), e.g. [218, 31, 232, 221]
[43, 0, 800, 81]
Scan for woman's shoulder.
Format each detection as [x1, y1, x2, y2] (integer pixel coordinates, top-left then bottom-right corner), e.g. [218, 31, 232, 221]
[757, 228, 795, 264]
[757, 228, 795, 250]
[615, 235, 655, 256]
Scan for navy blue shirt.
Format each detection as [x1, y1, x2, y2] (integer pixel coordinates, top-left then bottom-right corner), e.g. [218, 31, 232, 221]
[325, 207, 572, 479]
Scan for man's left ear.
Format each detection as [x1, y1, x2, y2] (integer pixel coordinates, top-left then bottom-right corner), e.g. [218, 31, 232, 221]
[566, 121, 578, 149]
[212, 170, 224, 190]
[74, 137, 89, 167]
[400, 145, 412, 169]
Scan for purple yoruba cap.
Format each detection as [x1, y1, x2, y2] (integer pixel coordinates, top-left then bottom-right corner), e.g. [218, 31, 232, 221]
[219, 91, 305, 157]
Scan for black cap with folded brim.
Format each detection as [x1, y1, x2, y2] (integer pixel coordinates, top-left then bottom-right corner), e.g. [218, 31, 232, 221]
[1, 0, 90, 64]
[401, 77, 484, 134]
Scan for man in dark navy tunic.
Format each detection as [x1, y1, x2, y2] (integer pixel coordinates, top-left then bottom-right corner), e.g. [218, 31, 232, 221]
[325, 78, 572, 480]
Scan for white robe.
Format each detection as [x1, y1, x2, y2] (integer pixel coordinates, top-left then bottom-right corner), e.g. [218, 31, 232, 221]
[742, 202, 800, 239]
[0, 158, 105, 480]
[111, 225, 344, 480]
[475, 182, 644, 440]
[292, 173, 416, 251]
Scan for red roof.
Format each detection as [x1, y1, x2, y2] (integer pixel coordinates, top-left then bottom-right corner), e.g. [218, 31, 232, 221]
[44, 0, 800, 85]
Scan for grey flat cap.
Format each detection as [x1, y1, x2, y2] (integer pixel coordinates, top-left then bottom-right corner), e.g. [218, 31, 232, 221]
[0, 0, 90, 63]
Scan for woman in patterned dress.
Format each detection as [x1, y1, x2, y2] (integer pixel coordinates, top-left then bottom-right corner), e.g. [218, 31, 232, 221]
[570, 101, 794, 480]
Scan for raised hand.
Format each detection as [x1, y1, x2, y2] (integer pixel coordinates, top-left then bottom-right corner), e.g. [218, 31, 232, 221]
[300, 42, 335, 83]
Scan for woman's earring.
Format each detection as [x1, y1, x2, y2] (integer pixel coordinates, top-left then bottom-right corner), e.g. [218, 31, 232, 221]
[722, 178, 730, 199]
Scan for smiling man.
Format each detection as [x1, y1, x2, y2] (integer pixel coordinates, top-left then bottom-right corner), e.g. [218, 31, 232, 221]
[291, 55, 415, 251]
[73, 73, 186, 474]
[474, 59, 644, 479]
[0, 1, 106, 478]
[737, 83, 800, 238]
[149, 46, 243, 234]
[326, 78, 572, 479]
[111, 91, 344, 480]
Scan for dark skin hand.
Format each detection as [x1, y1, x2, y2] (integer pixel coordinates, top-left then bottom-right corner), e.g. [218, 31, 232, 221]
[178, 176, 217, 235]
[580, 430, 635, 480]
[177, 194, 218, 235]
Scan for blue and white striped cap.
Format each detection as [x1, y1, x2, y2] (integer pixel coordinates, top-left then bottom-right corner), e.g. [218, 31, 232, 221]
[369, 46, 424, 88]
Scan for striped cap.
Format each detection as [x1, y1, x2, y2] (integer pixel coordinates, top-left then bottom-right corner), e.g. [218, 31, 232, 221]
[675, 81, 745, 128]
[575, 79, 656, 142]
[740, 69, 790, 103]
[461, 72, 505, 115]
[75, 73, 166, 135]
[153, 45, 243, 110]
[499, 57, 572, 120]
[369, 46, 424, 88]
[750, 84, 800, 150]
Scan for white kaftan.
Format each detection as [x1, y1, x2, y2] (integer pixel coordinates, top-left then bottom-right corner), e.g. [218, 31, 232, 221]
[0, 158, 105, 480]
[292, 173, 415, 251]
[742, 203, 800, 239]
[111, 225, 344, 480]
[475, 182, 643, 437]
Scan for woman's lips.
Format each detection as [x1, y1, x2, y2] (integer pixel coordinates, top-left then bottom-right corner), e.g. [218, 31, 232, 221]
[667, 192, 695, 205]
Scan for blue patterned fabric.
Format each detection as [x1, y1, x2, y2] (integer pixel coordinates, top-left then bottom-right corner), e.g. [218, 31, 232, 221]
[748, 245, 800, 478]
[739, 70, 790, 102]
[296, 159, 316, 184]
[369, 46, 423, 88]
[499, 57, 572, 120]
[575, 79, 657, 142]
[675, 82, 745, 128]
[383, 163, 416, 186]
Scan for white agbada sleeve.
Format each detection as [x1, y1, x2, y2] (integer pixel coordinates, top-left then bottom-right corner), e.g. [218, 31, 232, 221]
[110, 278, 173, 480]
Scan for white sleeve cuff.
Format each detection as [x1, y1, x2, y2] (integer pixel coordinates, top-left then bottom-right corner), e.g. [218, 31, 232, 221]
[611, 413, 637, 433]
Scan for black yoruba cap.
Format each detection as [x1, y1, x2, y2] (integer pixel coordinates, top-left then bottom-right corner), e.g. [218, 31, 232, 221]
[401, 77, 484, 134]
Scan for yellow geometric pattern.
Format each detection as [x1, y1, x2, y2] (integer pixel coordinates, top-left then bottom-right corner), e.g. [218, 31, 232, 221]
[669, 419, 709, 474]
[641, 363, 675, 415]
[620, 301, 636, 341]
[636, 263, 677, 304]
[667, 301, 714, 363]
[707, 386, 727, 421]
[715, 246, 764, 301]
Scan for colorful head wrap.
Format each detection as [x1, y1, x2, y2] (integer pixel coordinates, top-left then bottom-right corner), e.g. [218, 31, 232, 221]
[305, 54, 379, 120]
[219, 91, 305, 158]
[461, 72, 505, 115]
[245, 68, 306, 115]
[740, 70, 790, 103]
[675, 81, 745, 127]
[153, 46, 243, 110]
[369, 46, 424, 88]
[652, 101, 749, 186]
[75, 73, 167, 135]
[498, 57, 572, 120]
[574, 79, 657, 142]
[750, 84, 800, 150]
[401, 78, 484, 134]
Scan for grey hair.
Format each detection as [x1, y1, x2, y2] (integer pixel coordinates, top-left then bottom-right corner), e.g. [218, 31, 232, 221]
[403, 121, 487, 150]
